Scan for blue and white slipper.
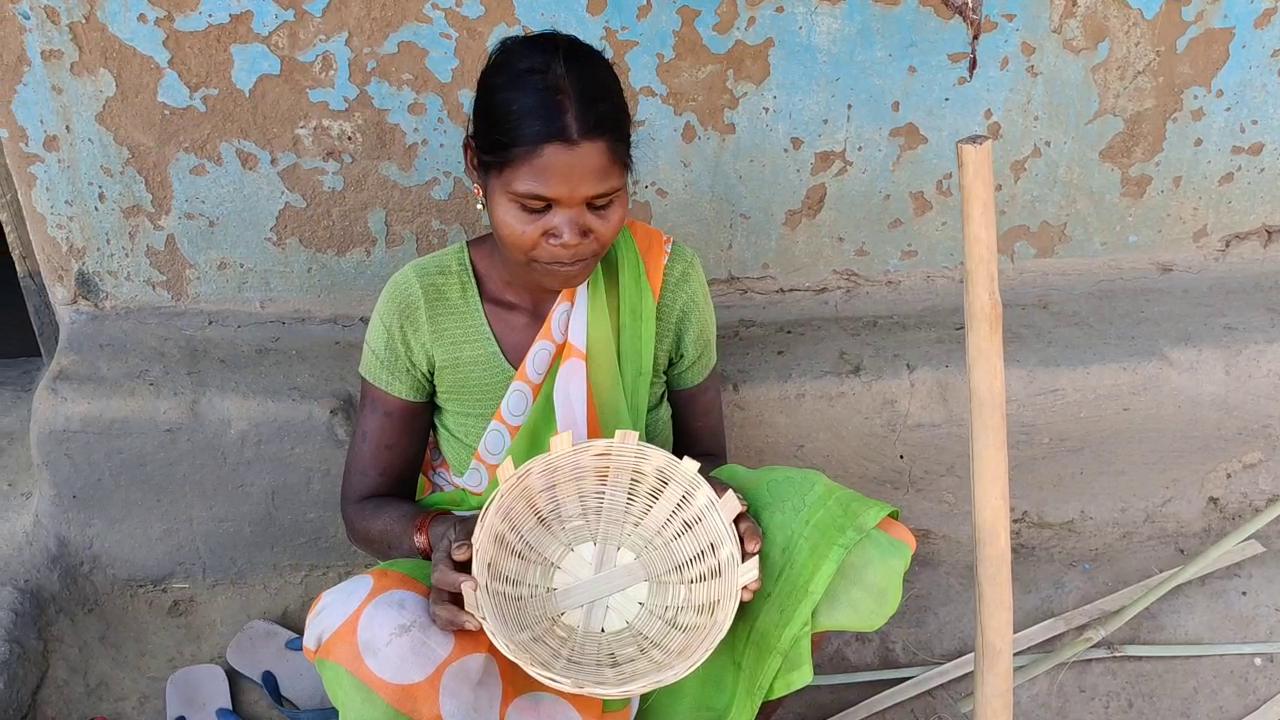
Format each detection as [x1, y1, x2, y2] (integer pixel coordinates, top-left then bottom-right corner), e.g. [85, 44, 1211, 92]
[165, 664, 241, 720]
[227, 619, 336, 720]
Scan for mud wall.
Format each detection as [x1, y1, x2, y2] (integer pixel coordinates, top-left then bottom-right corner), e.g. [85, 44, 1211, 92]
[0, 0, 1277, 313]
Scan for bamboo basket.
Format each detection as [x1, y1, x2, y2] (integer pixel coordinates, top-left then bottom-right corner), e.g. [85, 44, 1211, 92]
[463, 429, 759, 699]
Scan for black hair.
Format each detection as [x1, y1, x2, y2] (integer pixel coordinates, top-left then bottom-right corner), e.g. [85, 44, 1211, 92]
[469, 31, 632, 177]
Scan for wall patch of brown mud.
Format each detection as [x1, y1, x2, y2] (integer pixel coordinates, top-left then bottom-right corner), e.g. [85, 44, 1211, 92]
[146, 234, 196, 302]
[998, 220, 1070, 260]
[783, 183, 828, 230]
[655, 6, 774, 136]
[1051, 0, 1234, 177]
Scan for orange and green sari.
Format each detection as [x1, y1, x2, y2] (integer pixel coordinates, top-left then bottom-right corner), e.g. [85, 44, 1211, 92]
[302, 220, 914, 719]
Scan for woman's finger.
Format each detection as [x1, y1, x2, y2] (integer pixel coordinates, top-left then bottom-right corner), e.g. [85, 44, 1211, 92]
[431, 560, 476, 594]
[451, 540, 473, 563]
[736, 513, 763, 556]
[429, 586, 479, 632]
[741, 587, 755, 603]
[428, 546, 480, 631]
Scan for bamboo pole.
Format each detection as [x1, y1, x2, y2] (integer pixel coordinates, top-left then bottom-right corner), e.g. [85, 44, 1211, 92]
[957, 497, 1280, 713]
[957, 134, 1014, 720]
[811, 642, 1280, 686]
[824, 540, 1266, 719]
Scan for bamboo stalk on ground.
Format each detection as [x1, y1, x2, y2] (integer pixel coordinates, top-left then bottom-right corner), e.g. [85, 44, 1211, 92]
[824, 539, 1266, 719]
[1243, 691, 1280, 720]
[957, 133, 1014, 720]
[956, 497, 1280, 713]
[811, 642, 1280, 686]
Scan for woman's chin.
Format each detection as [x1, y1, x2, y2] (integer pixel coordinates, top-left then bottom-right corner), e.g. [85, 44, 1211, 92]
[532, 261, 599, 289]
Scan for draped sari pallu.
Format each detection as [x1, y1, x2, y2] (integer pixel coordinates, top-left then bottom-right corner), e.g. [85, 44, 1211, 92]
[302, 220, 915, 720]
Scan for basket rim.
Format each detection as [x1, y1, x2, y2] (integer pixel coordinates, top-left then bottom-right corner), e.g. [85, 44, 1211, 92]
[466, 430, 748, 698]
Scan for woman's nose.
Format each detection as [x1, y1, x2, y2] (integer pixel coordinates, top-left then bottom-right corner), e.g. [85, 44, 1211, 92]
[545, 212, 591, 247]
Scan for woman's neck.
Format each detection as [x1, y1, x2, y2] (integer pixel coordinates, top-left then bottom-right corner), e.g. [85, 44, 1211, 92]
[469, 234, 561, 310]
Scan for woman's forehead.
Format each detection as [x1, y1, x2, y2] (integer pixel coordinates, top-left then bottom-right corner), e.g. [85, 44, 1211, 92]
[496, 141, 627, 194]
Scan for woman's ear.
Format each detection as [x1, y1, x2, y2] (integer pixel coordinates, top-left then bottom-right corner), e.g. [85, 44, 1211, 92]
[462, 137, 482, 185]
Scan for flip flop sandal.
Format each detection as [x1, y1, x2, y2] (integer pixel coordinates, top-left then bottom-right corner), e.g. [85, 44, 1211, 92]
[227, 619, 336, 720]
[166, 664, 241, 720]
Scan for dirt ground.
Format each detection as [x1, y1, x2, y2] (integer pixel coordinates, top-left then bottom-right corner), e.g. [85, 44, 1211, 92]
[4, 359, 1280, 719]
[0, 359, 39, 564]
[22, 525, 1280, 720]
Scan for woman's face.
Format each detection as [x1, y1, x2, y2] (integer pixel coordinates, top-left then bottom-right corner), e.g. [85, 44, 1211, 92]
[473, 140, 629, 292]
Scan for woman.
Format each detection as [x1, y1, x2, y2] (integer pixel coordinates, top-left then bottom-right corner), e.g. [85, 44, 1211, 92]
[303, 31, 914, 720]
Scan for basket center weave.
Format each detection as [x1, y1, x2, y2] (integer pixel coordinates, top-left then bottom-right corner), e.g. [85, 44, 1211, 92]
[552, 542, 650, 633]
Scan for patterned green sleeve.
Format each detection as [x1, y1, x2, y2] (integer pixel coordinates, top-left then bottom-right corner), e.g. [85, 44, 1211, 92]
[359, 263, 434, 402]
[660, 243, 719, 391]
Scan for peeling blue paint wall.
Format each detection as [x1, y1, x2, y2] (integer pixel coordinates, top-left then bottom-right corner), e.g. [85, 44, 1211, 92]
[1, 0, 1277, 312]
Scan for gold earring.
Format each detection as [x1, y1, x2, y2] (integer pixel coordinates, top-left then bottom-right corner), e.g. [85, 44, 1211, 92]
[472, 182, 486, 212]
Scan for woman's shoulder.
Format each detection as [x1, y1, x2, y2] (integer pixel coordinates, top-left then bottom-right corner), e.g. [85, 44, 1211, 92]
[370, 243, 472, 326]
[655, 234, 712, 322]
[388, 242, 469, 286]
[377, 242, 470, 300]
[664, 239, 704, 278]
[658, 236, 709, 300]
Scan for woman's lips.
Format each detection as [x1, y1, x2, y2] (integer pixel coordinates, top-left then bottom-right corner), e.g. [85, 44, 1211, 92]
[534, 257, 596, 273]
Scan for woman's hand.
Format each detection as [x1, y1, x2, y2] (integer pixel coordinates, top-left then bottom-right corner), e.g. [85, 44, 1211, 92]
[427, 514, 482, 632]
[707, 478, 764, 602]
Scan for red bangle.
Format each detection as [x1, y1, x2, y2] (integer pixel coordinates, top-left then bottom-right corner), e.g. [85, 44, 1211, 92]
[414, 511, 447, 559]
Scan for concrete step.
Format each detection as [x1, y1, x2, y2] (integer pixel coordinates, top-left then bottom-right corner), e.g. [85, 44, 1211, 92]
[25, 255, 1280, 582]
[717, 255, 1280, 550]
[28, 311, 368, 581]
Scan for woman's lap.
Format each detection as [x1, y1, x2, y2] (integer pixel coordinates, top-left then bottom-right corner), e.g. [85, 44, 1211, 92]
[302, 560, 637, 720]
[303, 468, 913, 720]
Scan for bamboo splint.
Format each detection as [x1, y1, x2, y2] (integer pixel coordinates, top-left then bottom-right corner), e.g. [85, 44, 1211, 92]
[1243, 691, 1280, 720]
[827, 540, 1265, 719]
[813, 641, 1280, 686]
[956, 497, 1280, 713]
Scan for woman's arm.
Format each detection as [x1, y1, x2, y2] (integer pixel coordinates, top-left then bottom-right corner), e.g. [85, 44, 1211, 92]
[340, 381, 435, 560]
[669, 368, 763, 601]
[340, 381, 480, 630]
[669, 368, 728, 470]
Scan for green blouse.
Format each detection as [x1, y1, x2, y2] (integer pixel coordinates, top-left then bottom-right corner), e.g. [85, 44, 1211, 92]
[358, 239, 718, 474]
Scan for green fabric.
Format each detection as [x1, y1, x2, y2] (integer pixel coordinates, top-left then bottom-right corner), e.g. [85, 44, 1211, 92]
[758, 528, 913, 703]
[636, 464, 910, 720]
[378, 556, 433, 585]
[611, 227, 658, 432]
[314, 659, 411, 720]
[587, 246, 629, 436]
[359, 236, 717, 477]
[813, 527, 913, 634]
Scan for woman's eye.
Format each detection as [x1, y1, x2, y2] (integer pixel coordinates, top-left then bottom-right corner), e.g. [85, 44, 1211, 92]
[521, 204, 552, 215]
[588, 199, 614, 213]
